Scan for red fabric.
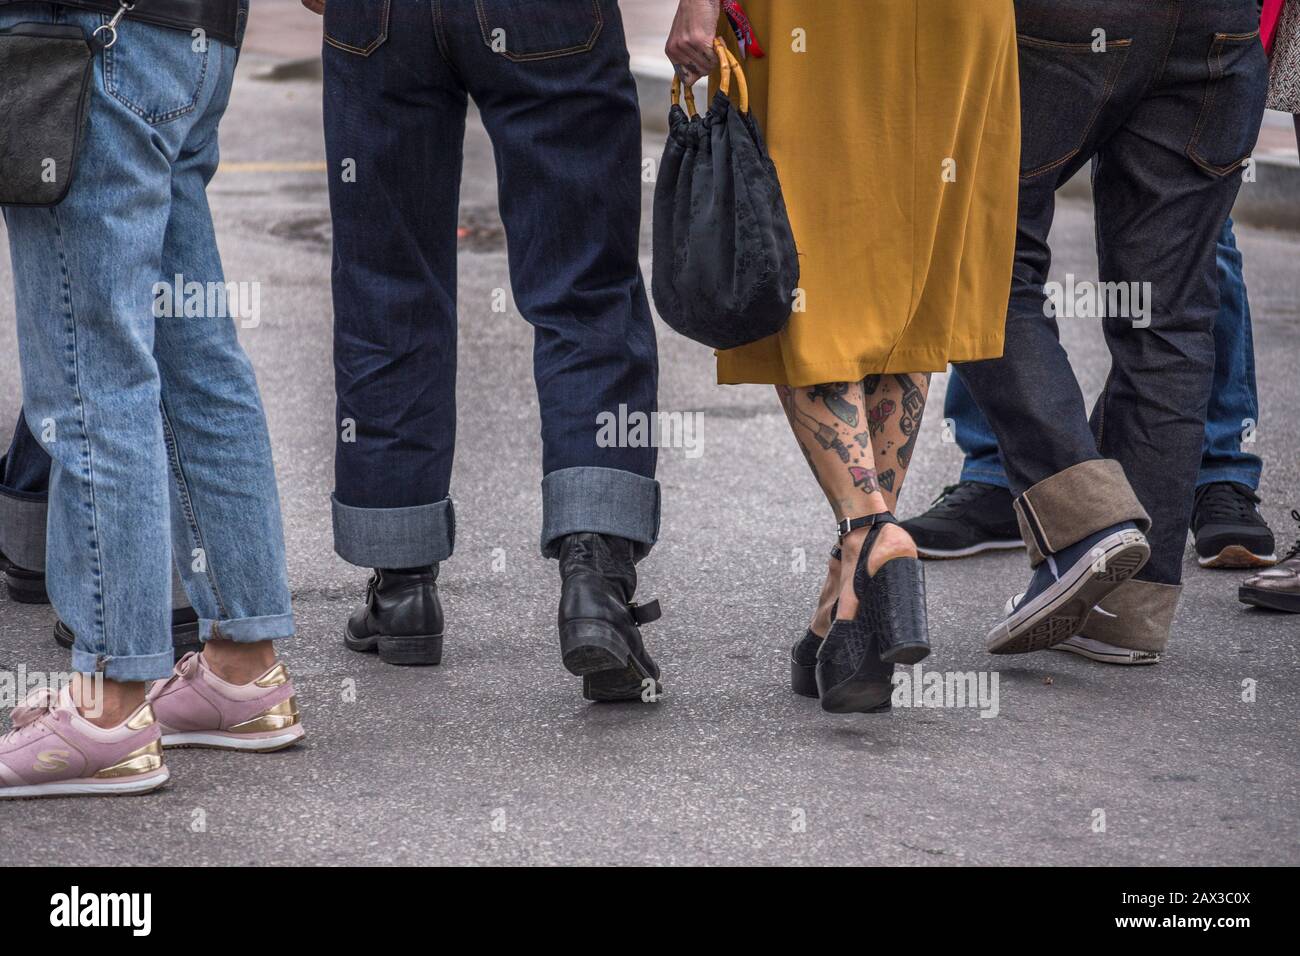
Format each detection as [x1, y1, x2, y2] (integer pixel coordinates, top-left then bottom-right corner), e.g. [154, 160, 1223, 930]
[722, 0, 765, 58]
[1262, 0, 1285, 54]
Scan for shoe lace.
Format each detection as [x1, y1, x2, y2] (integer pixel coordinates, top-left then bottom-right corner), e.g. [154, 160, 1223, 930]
[1195, 482, 1262, 524]
[146, 651, 200, 702]
[926, 481, 986, 515]
[2, 686, 59, 744]
[1282, 510, 1300, 562]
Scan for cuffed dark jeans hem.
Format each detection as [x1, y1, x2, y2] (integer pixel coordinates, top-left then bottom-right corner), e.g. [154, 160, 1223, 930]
[540, 466, 660, 561]
[1013, 459, 1151, 566]
[332, 494, 455, 569]
[0, 487, 47, 571]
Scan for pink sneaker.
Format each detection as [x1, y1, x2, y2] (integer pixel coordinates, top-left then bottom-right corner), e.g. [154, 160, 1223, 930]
[0, 687, 169, 799]
[147, 652, 304, 752]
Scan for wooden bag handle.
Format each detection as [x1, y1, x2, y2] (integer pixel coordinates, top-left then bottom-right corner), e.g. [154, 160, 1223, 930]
[669, 37, 750, 118]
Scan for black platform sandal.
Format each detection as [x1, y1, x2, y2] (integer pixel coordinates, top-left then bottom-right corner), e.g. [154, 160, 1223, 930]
[816, 512, 929, 713]
[790, 545, 840, 699]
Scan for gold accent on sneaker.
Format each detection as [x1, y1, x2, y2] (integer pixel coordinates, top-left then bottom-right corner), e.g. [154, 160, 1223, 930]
[228, 696, 300, 733]
[125, 703, 156, 731]
[253, 662, 291, 688]
[94, 740, 164, 778]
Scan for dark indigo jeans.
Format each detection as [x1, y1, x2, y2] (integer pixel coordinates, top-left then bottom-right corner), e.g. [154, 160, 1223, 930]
[955, 0, 1269, 585]
[948, 218, 1264, 492]
[323, 0, 660, 567]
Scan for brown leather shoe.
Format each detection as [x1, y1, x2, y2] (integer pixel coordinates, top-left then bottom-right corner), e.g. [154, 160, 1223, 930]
[1239, 510, 1300, 614]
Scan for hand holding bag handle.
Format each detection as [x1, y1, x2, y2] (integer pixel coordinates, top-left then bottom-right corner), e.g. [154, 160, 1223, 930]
[671, 37, 749, 117]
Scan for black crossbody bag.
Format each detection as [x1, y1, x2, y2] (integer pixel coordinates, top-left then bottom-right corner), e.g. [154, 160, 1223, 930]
[0, 1, 134, 207]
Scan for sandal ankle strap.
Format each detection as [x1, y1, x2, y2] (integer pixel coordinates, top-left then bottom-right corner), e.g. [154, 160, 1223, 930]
[836, 511, 898, 540]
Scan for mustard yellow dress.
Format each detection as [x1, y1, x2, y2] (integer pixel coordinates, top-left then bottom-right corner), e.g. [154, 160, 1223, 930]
[714, 0, 1021, 386]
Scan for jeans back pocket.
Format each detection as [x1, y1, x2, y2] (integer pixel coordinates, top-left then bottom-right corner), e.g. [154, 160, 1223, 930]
[475, 0, 603, 61]
[101, 15, 212, 125]
[1016, 33, 1132, 179]
[1187, 31, 1269, 177]
[324, 0, 391, 56]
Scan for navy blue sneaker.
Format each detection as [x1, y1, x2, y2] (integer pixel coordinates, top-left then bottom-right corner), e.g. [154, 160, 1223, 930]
[986, 521, 1150, 654]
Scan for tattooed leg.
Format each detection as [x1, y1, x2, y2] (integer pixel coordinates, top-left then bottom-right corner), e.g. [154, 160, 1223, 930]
[776, 374, 932, 625]
[866, 373, 932, 511]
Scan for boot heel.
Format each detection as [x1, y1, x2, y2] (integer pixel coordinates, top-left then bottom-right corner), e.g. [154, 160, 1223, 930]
[854, 554, 931, 665]
[377, 633, 443, 666]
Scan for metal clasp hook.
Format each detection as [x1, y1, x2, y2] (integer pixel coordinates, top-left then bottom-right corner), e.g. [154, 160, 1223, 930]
[92, 1, 135, 49]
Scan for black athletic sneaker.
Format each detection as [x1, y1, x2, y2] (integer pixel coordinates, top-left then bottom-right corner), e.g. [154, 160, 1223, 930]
[1191, 482, 1276, 569]
[900, 481, 1023, 559]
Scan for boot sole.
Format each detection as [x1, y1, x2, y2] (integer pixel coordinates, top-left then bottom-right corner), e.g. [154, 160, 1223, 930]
[4, 571, 49, 605]
[344, 628, 443, 666]
[560, 622, 661, 702]
[987, 530, 1150, 655]
[1238, 587, 1300, 614]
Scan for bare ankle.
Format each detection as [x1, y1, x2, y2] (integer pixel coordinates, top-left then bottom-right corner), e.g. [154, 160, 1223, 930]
[202, 638, 276, 685]
[72, 674, 146, 729]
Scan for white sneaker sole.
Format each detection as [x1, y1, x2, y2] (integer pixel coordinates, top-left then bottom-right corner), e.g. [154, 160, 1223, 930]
[915, 539, 1025, 560]
[161, 726, 304, 752]
[0, 767, 170, 800]
[987, 529, 1150, 655]
[1052, 638, 1161, 666]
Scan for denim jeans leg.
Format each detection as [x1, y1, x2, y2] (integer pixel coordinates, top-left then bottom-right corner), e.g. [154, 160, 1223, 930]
[1087, 6, 1266, 586]
[5, 8, 285, 679]
[456, 0, 661, 558]
[324, 6, 467, 569]
[945, 368, 1009, 488]
[0, 413, 49, 571]
[156, 46, 294, 645]
[1196, 218, 1263, 489]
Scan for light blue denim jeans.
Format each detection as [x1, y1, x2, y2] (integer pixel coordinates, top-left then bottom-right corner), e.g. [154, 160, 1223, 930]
[2, 0, 292, 681]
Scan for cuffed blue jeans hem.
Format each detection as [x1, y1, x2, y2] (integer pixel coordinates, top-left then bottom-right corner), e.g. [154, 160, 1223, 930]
[1196, 465, 1261, 490]
[959, 462, 1010, 490]
[332, 494, 455, 568]
[205, 612, 296, 644]
[72, 648, 175, 683]
[0, 487, 47, 571]
[540, 466, 660, 561]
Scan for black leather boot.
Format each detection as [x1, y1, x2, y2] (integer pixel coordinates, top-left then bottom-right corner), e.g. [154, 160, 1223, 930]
[557, 533, 662, 702]
[0, 550, 47, 604]
[346, 566, 444, 665]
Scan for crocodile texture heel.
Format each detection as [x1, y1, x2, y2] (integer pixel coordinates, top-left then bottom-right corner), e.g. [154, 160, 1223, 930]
[853, 550, 931, 665]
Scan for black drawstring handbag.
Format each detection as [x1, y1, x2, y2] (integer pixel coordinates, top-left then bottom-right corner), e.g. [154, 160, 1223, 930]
[651, 39, 799, 351]
[0, 2, 133, 207]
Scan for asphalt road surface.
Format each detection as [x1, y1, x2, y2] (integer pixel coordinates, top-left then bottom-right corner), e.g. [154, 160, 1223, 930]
[0, 54, 1296, 866]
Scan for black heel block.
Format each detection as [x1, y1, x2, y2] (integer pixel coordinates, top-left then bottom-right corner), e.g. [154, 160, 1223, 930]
[814, 512, 930, 712]
[854, 551, 931, 665]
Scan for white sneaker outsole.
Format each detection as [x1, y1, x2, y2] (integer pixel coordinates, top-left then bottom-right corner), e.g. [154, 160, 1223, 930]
[986, 529, 1150, 655]
[0, 766, 170, 800]
[160, 726, 305, 752]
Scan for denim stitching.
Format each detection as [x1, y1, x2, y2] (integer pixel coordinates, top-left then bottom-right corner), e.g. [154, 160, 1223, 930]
[159, 400, 230, 618]
[474, 0, 602, 62]
[101, 14, 211, 126]
[1018, 36, 1132, 181]
[1186, 31, 1262, 177]
[323, 0, 391, 56]
[50, 207, 108, 655]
